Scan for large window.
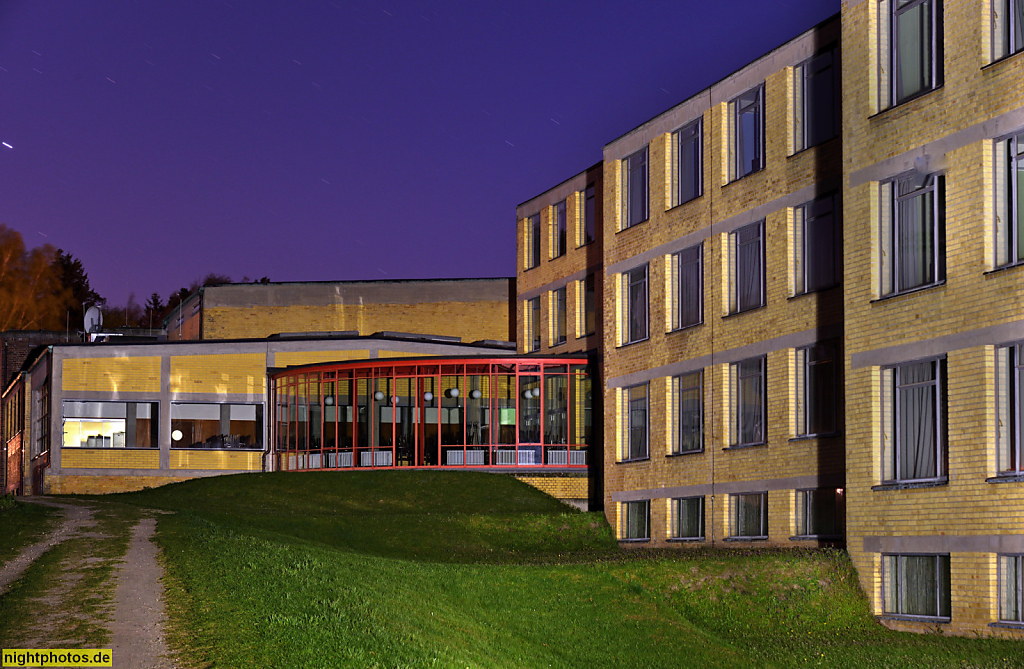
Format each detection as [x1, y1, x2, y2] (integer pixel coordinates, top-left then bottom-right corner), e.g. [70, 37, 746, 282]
[622, 146, 649, 229]
[672, 118, 702, 206]
[171, 403, 263, 449]
[794, 48, 839, 152]
[671, 497, 705, 540]
[551, 287, 567, 346]
[730, 220, 765, 313]
[579, 273, 596, 338]
[578, 183, 595, 246]
[621, 500, 650, 540]
[993, 0, 1024, 59]
[795, 488, 844, 538]
[671, 244, 703, 330]
[672, 371, 703, 454]
[526, 213, 541, 269]
[879, 0, 941, 107]
[621, 384, 648, 461]
[552, 200, 567, 259]
[793, 195, 839, 295]
[62, 401, 158, 449]
[881, 173, 943, 296]
[995, 132, 1024, 267]
[730, 492, 768, 539]
[621, 265, 649, 345]
[525, 297, 541, 352]
[997, 344, 1024, 474]
[881, 358, 946, 483]
[795, 343, 838, 437]
[883, 554, 951, 619]
[731, 357, 766, 447]
[1000, 554, 1024, 623]
[731, 85, 764, 180]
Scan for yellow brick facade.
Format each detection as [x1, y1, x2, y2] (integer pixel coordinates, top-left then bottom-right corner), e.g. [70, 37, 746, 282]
[45, 474, 198, 495]
[274, 350, 369, 367]
[514, 474, 589, 501]
[170, 449, 262, 471]
[62, 357, 161, 394]
[169, 353, 266, 395]
[61, 449, 160, 470]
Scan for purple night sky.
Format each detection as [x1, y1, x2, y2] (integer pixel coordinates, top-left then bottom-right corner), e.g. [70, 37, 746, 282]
[0, 1, 839, 306]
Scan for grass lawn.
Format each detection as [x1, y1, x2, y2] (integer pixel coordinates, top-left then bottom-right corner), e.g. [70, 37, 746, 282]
[0, 496, 61, 565]
[107, 471, 1023, 669]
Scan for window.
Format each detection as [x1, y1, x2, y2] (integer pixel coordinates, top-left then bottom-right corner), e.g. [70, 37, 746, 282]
[729, 492, 767, 539]
[622, 146, 649, 228]
[526, 213, 541, 269]
[578, 184, 595, 246]
[794, 48, 839, 151]
[621, 500, 650, 540]
[881, 358, 946, 483]
[729, 221, 765, 313]
[551, 287, 567, 346]
[994, 0, 1024, 59]
[525, 297, 540, 352]
[670, 244, 703, 330]
[995, 132, 1024, 267]
[672, 371, 703, 454]
[879, 0, 942, 108]
[731, 357, 766, 446]
[795, 488, 844, 537]
[793, 195, 839, 294]
[62, 401, 159, 449]
[672, 118, 702, 206]
[1000, 554, 1024, 623]
[171, 403, 263, 449]
[621, 384, 648, 461]
[578, 274, 596, 338]
[996, 344, 1024, 473]
[731, 85, 764, 180]
[880, 173, 943, 296]
[621, 265, 649, 345]
[883, 554, 951, 619]
[671, 497, 705, 540]
[552, 200, 567, 259]
[795, 343, 838, 437]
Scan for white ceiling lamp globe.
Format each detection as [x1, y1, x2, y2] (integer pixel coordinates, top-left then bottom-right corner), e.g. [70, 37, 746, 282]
[470, 389, 482, 399]
[374, 390, 385, 401]
[171, 429, 183, 442]
[449, 387, 460, 398]
[423, 391, 434, 402]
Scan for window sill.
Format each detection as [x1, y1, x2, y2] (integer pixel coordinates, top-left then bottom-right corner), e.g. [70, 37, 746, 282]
[617, 220, 648, 234]
[787, 284, 840, 300]
[982, 49, 1024, 71]
[872, 477, 948, 491]
[665, 193, 704, 213]
[989, 621, 1024, 630]
[551, 339, 567, 348]
[575, 240, 595, 250]
[870, 280, 945, 304]
[984, 260, 1024, 277]
[789, 432, 841, 442]
[668, 321, 704, 335]
[616, 456, 651, 465]
[618, 538, 651, 544]
[790, 534, 843, 542]
[723, 536, 767, 542]
[667, 536, 706, 543]
[575, 332, 596, 340]
[876, 614, 950, 624]
[667, 449, 704, 458]
[787, 135, 839, 159]
[550, 253, 566, 262]
[987, 474, 1024, 484]
[66, 446, 158, 451]
[723, 167, 765, 188]
[173, 446, 263, 452]
[723, 442, 767, 451]
[722, 304, 766, 320]
[868, 85, 943, 120]
[617, 336, 650, 348]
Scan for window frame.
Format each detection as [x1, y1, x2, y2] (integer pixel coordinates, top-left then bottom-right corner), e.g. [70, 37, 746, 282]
[729, 492, 768, 540]
[997, 343, 1024, 474]
[525, 297, 541, 353]
[671, 243, 703, 331]
[794, 488, 844, 538]
[999, 553, 1024, 624]
[670, 496, 706, 541]
[793, 195, 840, 296]
[61, 400, 160, 450]
[579, 273, 596, 338]
[882, 0, 943, 108]
[993, 0, 1024, 60]
[672, 371, 704, 455]
[794, 47, 840, 152]
[730, 84, 765, 181]
[551, 286, 567, 347]
[526, 213, 541, 269]
[552, 200, 567, 259]
[880, 172, 944, 297]
[621, 264, 649, 345]
[672, 118, 703, 207]
[795, 342, 839, 438]
[621, 383, 649, 462]
[995, 132, 1024, 268]
[621, 146, 649, 229]
[882, 553, 951, 620]
[170, 402, 264, 450]
[578, 183, 596, 247]
[729, 220, 766, 314]
[620, 499, 650, 541]
[731, 356, 767, 448]
[880, 357, 947, 484]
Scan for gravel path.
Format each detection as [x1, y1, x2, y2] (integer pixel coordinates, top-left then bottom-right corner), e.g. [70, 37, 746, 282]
[0, 499, 95, 595]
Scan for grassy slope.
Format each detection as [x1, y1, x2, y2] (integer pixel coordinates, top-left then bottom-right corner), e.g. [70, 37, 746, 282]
[111, 472, 1023, 669]
[0, 498, 61, 565]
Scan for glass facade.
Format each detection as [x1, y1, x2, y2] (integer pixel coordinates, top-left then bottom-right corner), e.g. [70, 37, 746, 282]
[272, 357, 591, 470]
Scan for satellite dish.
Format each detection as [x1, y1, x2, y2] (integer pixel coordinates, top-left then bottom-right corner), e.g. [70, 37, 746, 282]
[84, 306, 103, 334]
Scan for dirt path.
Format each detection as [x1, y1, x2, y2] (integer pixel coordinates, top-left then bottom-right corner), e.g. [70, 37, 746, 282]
[109, 517, 177, 669]
[0, 498, 96, 595]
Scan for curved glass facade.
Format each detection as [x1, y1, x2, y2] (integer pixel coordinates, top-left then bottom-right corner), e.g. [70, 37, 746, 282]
[271, 357, 591, 470]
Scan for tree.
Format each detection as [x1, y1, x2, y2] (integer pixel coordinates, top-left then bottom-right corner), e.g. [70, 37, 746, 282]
[144, 292, 164, 329]
[52, 248, 105, 329]
[0, 225, 69, 331]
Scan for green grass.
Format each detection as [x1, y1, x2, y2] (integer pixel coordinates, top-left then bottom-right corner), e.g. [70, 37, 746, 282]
[106, 472, 1023, 669]
[0, 496, 61, 566]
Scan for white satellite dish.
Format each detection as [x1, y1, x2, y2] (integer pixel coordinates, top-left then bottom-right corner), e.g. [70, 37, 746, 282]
[84, 306, 103, 334]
